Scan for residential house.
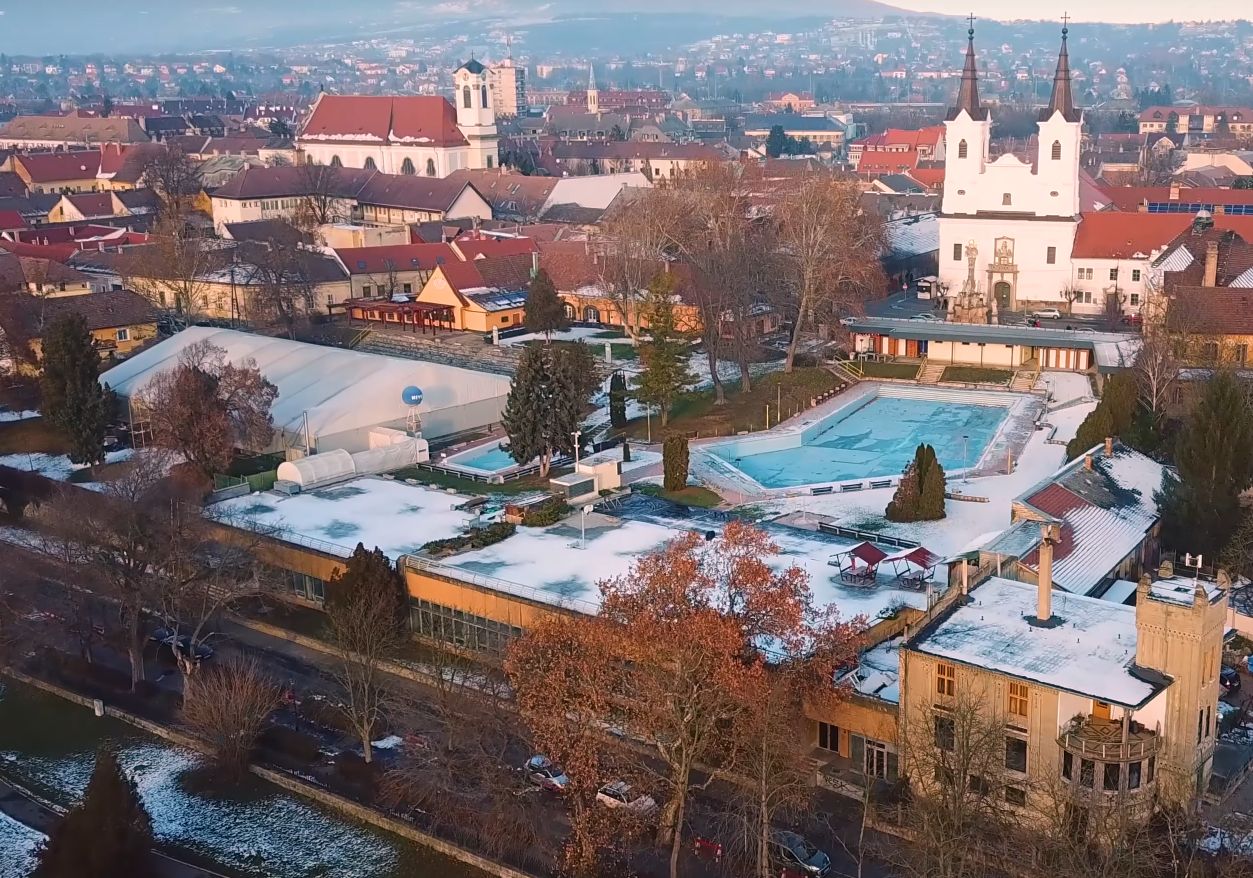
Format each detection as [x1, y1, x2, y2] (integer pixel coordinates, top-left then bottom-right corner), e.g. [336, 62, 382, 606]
[1138, 105, 1253, 137]
[849, 126, 946, 166]
[1158, 223, 1253, 367]
[4, 151, 103, 194]
[409, 249, 534, 332]
[47, 191, 133, 223]
[0, 113, 149, 149]
[546, 141, 723, 180]
[1, 288, 159, 363]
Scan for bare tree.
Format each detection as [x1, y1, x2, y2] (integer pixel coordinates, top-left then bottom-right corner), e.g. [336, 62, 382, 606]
[182, 654, 279, 777]
[119, 226, 215, 320]
[240, 243, 319, 338]
[292, 162, 349, 232]
[775, 176, 886, 372]
[596, 189, 688, 340]
[140, 145, 203, 227]
[1135, 331, 1180, 431]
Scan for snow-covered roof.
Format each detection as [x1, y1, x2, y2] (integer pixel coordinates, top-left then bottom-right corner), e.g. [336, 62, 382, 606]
[883, 212, 938, 259]
[540, 173, 650, 213]
[209, 476, 481, 562]
[100, 327, 510, 443]
[1099, 578, 1140, 605]
[911, 576, 1165, 707]
[1148, 574, 1225, 607]
[842, 636, 902, 704]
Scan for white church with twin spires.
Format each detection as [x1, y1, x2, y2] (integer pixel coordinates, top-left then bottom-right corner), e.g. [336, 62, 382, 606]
[938, 21, 1085, 317]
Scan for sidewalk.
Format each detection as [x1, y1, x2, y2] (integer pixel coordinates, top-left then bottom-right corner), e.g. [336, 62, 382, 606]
[0, 777, 232, 878]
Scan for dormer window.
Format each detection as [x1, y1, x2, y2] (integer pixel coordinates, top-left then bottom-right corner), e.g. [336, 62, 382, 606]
[958, 139, 968, 159]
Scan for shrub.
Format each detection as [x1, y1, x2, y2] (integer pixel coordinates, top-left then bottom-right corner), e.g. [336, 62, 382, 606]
[663, 433, 689, 492]
[421, 521, 516, 556]
[521, 497, 571, 527]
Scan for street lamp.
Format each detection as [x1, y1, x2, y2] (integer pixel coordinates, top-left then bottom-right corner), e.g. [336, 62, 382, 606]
[961, 434, 969, 480]
[571, 430, 582, 467]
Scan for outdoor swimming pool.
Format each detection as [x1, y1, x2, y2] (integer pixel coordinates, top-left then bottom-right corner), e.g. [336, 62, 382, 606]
[706, 386, 1015, 490]
[443, 442, 527, 474]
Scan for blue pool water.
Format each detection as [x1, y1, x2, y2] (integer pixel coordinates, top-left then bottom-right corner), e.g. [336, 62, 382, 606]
[709, 394, 1009, 489]
[449, 444, 525, 473]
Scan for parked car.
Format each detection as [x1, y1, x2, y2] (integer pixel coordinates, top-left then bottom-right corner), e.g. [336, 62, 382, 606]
[522, 755, 569, 794]
[596, 781, 657, 815]
[910, 313, 940, 322]
[1221, 666, 1242, 696]
[770, 830, 831, 877]
[148, 627, 214, 664]
[1032, 308, 1062, 320]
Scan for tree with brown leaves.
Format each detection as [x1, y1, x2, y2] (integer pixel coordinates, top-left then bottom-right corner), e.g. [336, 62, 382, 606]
[182, 654, 279, 777]
[139, 340, 277, 479]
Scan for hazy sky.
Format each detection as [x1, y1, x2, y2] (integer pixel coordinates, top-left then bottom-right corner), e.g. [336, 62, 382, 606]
[893, 0, 1244, 23]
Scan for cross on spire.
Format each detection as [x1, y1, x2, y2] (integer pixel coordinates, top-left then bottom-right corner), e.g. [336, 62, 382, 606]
[967, 12, 976, 37]
[1061, 11, 1070, 32]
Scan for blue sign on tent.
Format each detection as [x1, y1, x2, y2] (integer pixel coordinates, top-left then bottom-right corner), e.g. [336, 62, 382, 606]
[402, 386, 424, 406]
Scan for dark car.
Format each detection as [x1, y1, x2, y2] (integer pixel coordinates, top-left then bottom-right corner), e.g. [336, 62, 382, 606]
[1221, 666, 1242, 696]
[770, 830, 831, 877]
[149, 627, 214, 664]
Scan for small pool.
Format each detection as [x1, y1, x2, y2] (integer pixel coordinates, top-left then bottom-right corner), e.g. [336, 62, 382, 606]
[444, 443, 528, 474]
[707, 386, 1014, 489]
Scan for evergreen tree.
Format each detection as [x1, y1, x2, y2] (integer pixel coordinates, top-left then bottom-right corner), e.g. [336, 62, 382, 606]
[39, 313, 112, 465]
[636, 275, 695, 427]
[1066, 373, 1139, 460]
[608, 371, 628, 429]
[1066, 405, 1115, 461]
[916, 444, 947, 520]
[885, 462, 922, 523]
[663, 433, 689, 492]
[765, 125, 787, 158]
[324, 543, 407, 637]
[1158, 371, 1253, 557]
[34, 748, 155, 878]
[502, 344, 594, 478]
[622, 437, 631, 463]
[523, 268, 568, 340]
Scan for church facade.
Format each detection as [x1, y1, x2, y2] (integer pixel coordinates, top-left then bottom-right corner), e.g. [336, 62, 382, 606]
[938, 24, 1088, 318]
[298, 61, 499, 178]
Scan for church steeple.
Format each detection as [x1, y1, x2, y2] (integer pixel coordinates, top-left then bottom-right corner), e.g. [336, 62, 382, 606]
[586, 63, 599, 114]
[948, 15, 987, 121]
[1043, 16, 1080, 122]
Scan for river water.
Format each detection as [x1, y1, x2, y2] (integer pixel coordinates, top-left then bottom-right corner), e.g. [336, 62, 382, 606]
[0, 682, 487, 878]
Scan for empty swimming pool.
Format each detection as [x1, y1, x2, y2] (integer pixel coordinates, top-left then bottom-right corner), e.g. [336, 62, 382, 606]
[706, 385, 1015, 490]
[444, 443, 526, 474]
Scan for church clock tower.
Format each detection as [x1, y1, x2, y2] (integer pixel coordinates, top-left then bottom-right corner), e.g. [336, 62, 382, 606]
[455, 59, 499, 170]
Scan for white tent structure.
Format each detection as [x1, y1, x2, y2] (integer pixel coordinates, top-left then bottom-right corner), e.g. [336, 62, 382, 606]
[102, 327, 511, 453]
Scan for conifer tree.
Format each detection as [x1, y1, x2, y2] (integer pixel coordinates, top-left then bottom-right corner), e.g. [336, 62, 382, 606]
[39, 313, 112, 465]
[1158, 371, 1253, 556]
[608, 371, 628, 429]
[523, 268, 568, 340]
[663, 433, 689, 492]
[324, 543, 407, 636]
[502, 344, 595, 478]
[1066, 372, 1139, 460]
[34, 748, 155, 878]
[917, 444, 947, 520]
[885, 461, 921, 523]
[636, 274, 694, 427]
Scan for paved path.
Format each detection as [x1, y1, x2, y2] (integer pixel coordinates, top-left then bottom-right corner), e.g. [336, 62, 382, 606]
[0, 777, 232, 878]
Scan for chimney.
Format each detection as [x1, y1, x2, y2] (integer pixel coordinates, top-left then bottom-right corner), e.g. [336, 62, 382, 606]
[530, 250, 539, 279]
[1036, 524, 1055, 622]
[1158, 558, 1174, 579]
[1204, 241, 1219, 287]
[1169, 182, 1180, 201]
[1084, 453, 1093, 470]
[1104, 436, 1114, 456]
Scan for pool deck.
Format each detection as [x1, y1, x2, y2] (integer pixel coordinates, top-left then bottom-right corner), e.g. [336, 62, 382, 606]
[692, 381, 1046, 504]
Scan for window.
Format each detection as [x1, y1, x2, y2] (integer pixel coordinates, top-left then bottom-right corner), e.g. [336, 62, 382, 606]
[1109, 268, 1119, 281]
[1132, 269, 1142, 282]
[953, 243, 963, 261]
[1198, 708, 1204, 744]
[1063, 750, 1074, 780]
[426, 158, 437, 176]
[1008, 682, 1029, 720]
[329, 155, 342, 168]
[958, 139, 968, 159]
[115, 328, 130, 342]
[1046, 246, 1056, 265]
[1080, 758, 1095, 788]
[1237, 344, 1249, 365]
[401, 157, 415, 175]
[1130, 292, 1140, 306]
[363, 157, 377, 171]
[935, 662, 956, 698]
[462, 85, 472, 108]
[1206, 705, 1212, 738]
[863, 740, 895, 779]
[818, 722, 840, 753]
[1005, 786, 1027, 806]
[1002, 193, 1012, 206]
[486, 155, 494, 169]
[1103, 762, 1121, 792]
[410, 597, 522, 655]
[968, 775, 991, 796]
[361, 285, 372, 296]
[501, 315, 510, 324]
[1078, 267, 1094, 281]
[1051, 140, 1062, 161]
[935, 715, 955, 751]
[1005, 737, 1027, 773]
[1128, 761, 1142, 790]
[1203, 341, 1220, 361]
[481, 85, 488, 107]
[402, 283, 412, 295]
[1147, 756, 1156, 782]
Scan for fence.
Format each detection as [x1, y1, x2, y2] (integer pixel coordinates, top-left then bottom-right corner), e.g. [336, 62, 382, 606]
[212, 469, 278, 493]
[817, 521, 920, 549]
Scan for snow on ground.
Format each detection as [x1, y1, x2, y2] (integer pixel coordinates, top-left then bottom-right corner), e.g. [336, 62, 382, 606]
[0, 811, 43, 878]
[0, 448, 135, 484]
[0, 410, 39, 424]
[1036, 371, 1094, 406]
[0, 743, 401, 878]
[755, 425, 1069, 558]
[209, 476, 480, 561]
[370, 735, 404, 751]
[1046, 400, 1098, 444]
[496, 327, 623, 347]
[580, 447, 660, 473]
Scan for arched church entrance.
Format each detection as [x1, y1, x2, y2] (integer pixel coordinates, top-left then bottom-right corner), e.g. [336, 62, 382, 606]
[993, 281, 1013, 311]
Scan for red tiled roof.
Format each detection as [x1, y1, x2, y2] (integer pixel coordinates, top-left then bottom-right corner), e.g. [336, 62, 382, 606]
[452, 236, 538, 261]
[64, 192, 117, 218]
[334, 243, 458, 275]
[300, 95, 467, 147]
[435, 258, 486, 292]
[859, 126, 944, 149]
[1098, 186, 1253, 212]
[538, 240, 603, 291]
[13, 151, 102, 183]
[1138, 105, 1251, 122]
[909, 165, 945, 189]
[857, 150, 920, 174]
[1072, 212, 1253, 259]
[354, 175, 480, 214]
[0, 210, 27, 230]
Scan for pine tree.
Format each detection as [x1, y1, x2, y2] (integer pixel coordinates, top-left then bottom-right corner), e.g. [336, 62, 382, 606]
[1158, 371, 1253, 557]
[1066, 373, 1139, 460]
[916, 444, 947, 520]
[523, 268, 568, 340]
[663, 433, 689, 492]
[765, 125, 787, 158]
[885, 462, 921, 523]
[1066, 405, 1115, 461]
[636, 274, 695, 427]
[608, 371, 628, 429]
[324, 543, 407, 636]
[34, 748, 155, 878]
[39, 313, 112, 465]
[502, 344, 595, 478]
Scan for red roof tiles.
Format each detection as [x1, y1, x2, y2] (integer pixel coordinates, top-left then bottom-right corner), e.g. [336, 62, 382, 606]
[300, 95, 467, 148]
[1072, 212, 1253, 259]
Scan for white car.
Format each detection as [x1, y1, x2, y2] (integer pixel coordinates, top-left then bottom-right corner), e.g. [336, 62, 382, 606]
[909, 313, 940, 322]
[596, 781, 657, 815]
[1032, 308, 1062, 320]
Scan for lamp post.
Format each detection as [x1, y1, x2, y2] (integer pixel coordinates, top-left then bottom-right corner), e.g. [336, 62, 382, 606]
[571, 430, 582, 466]
[961, 434, 969, 481]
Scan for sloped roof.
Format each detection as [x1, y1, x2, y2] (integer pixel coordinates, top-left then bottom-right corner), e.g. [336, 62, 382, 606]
[445, 169, 556, 220]
[0, 114, 148, 144]
[334, 242, 458, 275]
[1073, 212, 1253, 259]
[13, 150, 102, 182]
[538, 240, 604, 291]
[6, 289, 158, 335]
[299, 95, 467, 147]
[211, 165, 374, 200]
[63, 192, 117, 218]
[857, 150, 920, 175]
[1098, 186, 1253, 212]
[355, 175, 481, 214]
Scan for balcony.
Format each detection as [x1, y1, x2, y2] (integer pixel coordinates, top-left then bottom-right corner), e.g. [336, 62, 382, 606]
[1058, 716, 1159, 763]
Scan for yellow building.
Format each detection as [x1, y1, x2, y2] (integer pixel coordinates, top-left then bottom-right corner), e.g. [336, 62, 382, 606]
[4, 289, 159, 366]
[414, 255, 530, 333]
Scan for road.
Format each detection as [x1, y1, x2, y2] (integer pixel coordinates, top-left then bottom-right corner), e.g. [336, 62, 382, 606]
[864, 288, 1132, 332]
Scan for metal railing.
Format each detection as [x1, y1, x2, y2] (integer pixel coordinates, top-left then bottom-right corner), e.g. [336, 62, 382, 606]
[1058, 728, 1160, 762]
[404, 555, 599, 616]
